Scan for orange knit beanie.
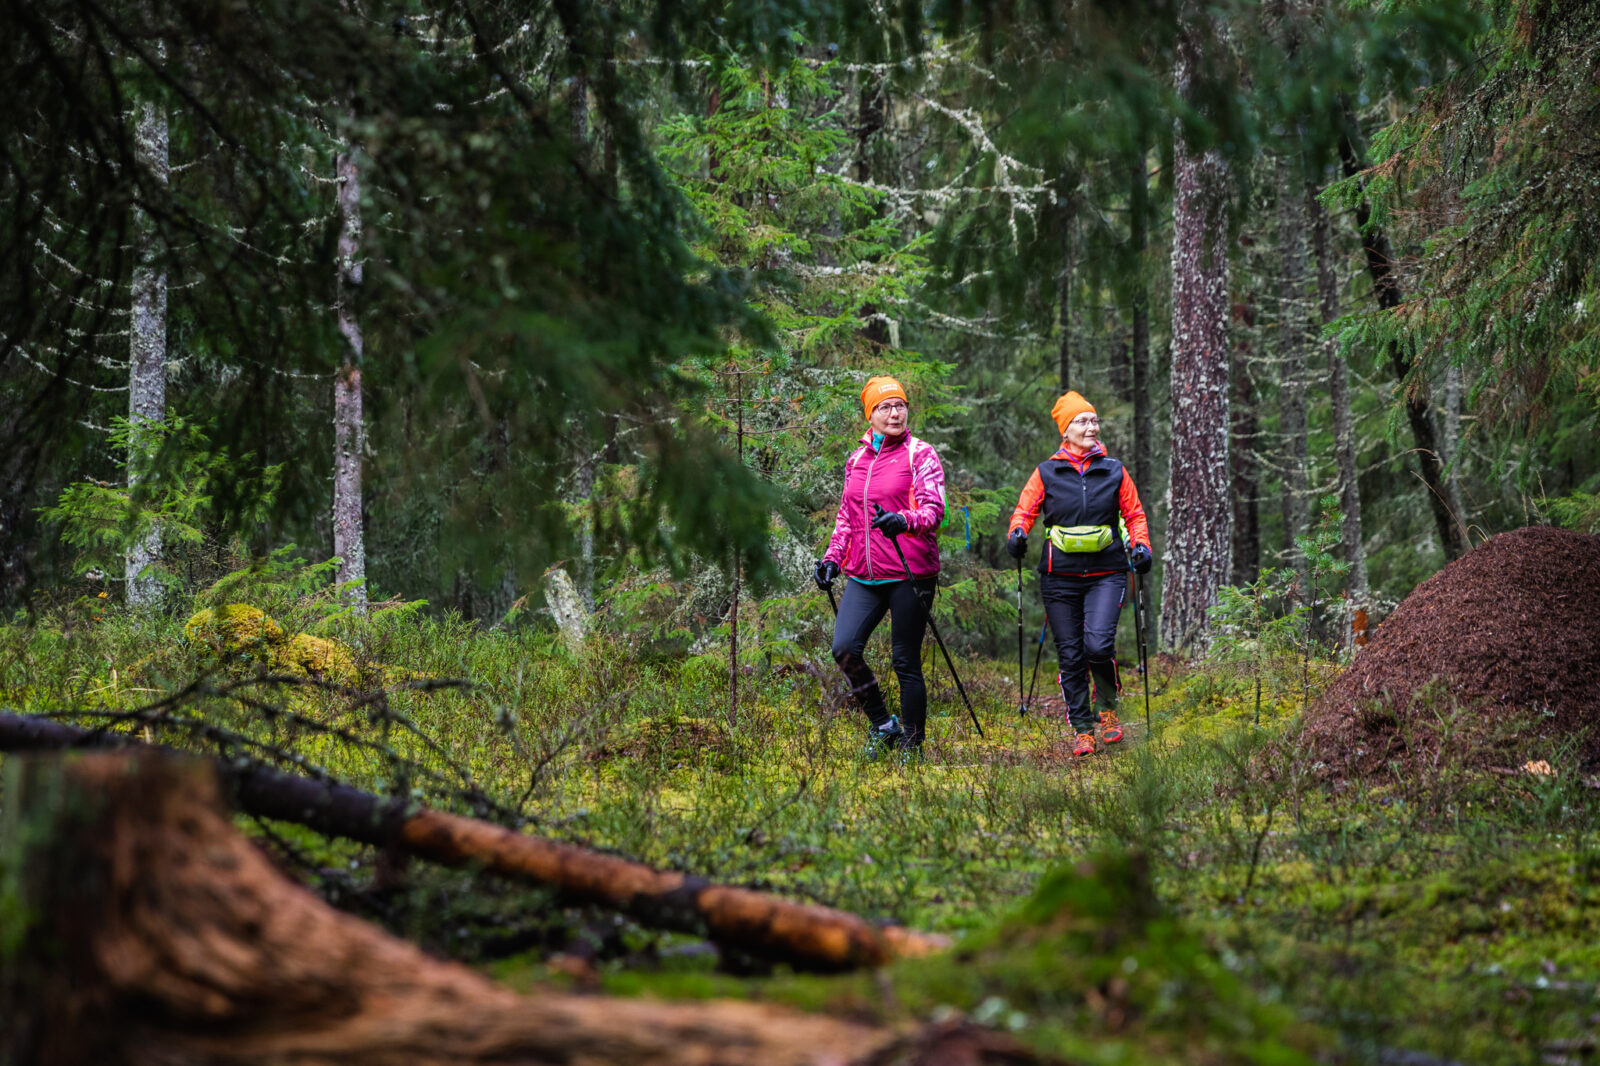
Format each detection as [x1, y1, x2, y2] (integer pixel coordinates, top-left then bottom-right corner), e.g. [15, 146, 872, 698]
[861, 376, 909, 419]
[1051, 391, 1096, 434]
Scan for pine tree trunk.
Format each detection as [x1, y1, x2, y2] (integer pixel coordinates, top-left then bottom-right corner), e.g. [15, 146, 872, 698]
[1309, 182, 1368, 615]
[1338, 125, 1468, 561]
[126, 95, 168, 608]
[333, 142, 367, 611]
[1276, 158, 1310, 571]
[1160, 24, 1232, 654]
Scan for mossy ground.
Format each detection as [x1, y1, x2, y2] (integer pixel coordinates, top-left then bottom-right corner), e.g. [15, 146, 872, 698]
[2, 600, 1596, 1064]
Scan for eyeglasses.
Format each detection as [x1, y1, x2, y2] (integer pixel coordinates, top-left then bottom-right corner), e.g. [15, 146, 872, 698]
[875, 401, 909, 413]
[1069, 415, 1100, 427]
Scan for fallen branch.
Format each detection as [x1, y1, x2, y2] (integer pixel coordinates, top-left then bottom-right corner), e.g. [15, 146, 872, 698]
[0, 712, 948, 971]
[2, 751, 1041, 1065]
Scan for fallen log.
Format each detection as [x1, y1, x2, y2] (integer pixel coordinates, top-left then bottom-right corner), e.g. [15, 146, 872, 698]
[0, 712, 947, 971]
[1, 751, 1043, 1065]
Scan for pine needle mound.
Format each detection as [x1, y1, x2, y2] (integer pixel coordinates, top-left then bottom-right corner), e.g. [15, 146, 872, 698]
[1302, 526, 1600, 779]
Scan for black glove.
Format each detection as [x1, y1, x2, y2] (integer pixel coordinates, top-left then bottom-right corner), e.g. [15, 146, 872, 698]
[813, 558, 841, 590]
[1006, 528, 1027, 560]
[870, 507, 909, 538]
[1129, 543, 1153, 574]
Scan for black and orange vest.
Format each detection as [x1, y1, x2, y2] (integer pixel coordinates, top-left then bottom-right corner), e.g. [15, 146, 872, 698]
[1035, 452, 1130, 576]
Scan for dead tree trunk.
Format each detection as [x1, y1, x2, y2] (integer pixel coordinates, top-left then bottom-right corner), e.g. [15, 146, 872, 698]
[333, 140, 367, 611]
[0, 713, 946, 972]
[1308, 182, 1368, 621]
[126, 91, 168, 608]
[1161, 20, 1233, 654]
[3, 752, 1024, 1066]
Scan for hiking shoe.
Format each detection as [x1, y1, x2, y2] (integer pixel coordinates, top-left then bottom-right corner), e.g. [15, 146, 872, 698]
[1099, 709, 1123, 744]
[863, 716, 904, 759]
[895, 740, 925, 767]
[1072, 732, 1096, 757]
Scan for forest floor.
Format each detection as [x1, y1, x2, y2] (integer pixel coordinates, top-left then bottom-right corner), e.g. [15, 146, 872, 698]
[3, 585, 1598, 1065]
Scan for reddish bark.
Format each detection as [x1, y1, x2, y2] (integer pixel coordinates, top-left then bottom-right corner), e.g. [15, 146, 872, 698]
[2, 753, 1045, 1066]
[0, 714, 948, 972]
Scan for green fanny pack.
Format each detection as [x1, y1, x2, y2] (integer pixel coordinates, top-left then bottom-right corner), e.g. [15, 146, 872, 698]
[1046, 524, 1114, 553]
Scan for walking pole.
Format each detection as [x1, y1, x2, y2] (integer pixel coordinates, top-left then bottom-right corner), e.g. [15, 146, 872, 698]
[825, 585, 839, 617]
[1015, 554, 1026, 716]
[1132, 570, 1151, 733]
[1023, 621, 1048, 712]
[874, 508, 984, 738]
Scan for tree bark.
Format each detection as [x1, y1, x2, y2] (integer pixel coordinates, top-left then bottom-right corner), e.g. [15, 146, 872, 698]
[126, 93, 168, 609]
[0, 713, 947, 972]
[1160, 22, 1232, 654]
[3, 752, 1036, 1066]
[1337, 127, 1468, 561]
[1276, 157, 1310, 572]
[1308, 181, 1368, 617]
[333, 141, 367, 610]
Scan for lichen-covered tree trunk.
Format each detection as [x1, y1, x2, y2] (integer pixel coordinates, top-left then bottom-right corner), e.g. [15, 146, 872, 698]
[1442, 363, 1466, 529]
[1276, 158, 1310, 571]
[126, 95, 168, 608]
[1161, 24, 1232, 654]
[1309, 182, 1368, 615]
[333, 141, 367, 610]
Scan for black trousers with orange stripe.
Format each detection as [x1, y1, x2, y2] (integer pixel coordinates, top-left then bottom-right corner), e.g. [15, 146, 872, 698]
[1041, 571, 1125, 734]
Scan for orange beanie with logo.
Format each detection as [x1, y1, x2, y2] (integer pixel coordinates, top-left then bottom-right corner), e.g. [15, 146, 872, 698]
[1051, 391, 1096, 435]
[861, 376, 908, 420]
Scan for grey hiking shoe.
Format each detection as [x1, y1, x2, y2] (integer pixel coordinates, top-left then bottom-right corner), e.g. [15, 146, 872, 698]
[862, 716, 904, 759]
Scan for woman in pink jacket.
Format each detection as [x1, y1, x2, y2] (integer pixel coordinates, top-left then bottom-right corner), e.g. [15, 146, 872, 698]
[813, 376, 947, 755]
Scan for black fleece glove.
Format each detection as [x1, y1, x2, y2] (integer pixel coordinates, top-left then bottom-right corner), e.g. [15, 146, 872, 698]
[813, 558, 841, 590]
[1129, 543, 1154, 574]
[870, 508, 909, 538]
[1006, 529, 1028, 559]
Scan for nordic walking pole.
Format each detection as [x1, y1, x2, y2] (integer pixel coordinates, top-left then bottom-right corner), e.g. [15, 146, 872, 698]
[874, 507, 984, 737]
[1015, 554, 1026, 716]
[825, 585, 838, 617]
[1132, 570, 1151, 733]
[1023, 621, 1048, 712]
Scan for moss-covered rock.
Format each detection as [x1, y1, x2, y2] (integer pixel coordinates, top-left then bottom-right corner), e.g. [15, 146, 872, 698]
[183, 604, 285, 661]
[184, 604, 362, 684]
[275, 632, 361, 684]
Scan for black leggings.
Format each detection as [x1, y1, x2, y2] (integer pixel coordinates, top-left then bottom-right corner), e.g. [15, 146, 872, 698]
[1043, 571, 1126, 733]
[831, 578, 936, 743]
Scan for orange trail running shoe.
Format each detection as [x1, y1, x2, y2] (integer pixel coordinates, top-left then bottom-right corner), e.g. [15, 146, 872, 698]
[1100, 709, 1123, 744]
[1072, 732, 1096, 757]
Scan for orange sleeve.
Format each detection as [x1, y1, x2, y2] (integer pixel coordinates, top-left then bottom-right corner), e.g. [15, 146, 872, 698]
[1008, 468, 1045, 535]
[1120, 470, 1150, 549]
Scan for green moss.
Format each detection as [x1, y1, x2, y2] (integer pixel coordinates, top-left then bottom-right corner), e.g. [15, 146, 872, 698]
[183, 603, 284, 659]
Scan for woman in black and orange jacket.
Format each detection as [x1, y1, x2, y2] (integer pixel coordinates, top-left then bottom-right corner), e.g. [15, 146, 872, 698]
[1006, 391, 1154, 756]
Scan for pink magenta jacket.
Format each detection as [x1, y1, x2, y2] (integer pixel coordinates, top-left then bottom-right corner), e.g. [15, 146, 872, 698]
[823, 431, 946, 580]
